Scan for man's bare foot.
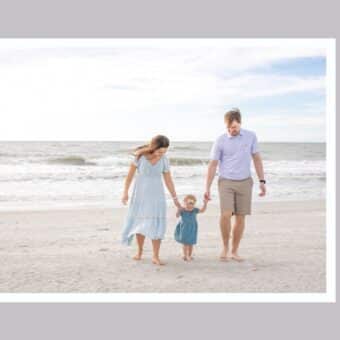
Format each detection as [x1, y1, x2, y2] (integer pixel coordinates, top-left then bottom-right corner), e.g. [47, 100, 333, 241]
[132, 254, 142, 260]
[231, 253, 244, 262]
[152, 257, 165, 265]
[219, 249, 229, 261]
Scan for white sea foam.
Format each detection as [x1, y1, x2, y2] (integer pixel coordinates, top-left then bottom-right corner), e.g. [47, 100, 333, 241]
[0, 141, 326, 209]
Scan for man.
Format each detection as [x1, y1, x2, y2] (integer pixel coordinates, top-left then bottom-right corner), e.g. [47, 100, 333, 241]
[204, 108, 266, 261]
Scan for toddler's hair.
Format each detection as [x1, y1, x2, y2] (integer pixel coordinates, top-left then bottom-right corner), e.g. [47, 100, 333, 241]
[184, 194, 197, 202]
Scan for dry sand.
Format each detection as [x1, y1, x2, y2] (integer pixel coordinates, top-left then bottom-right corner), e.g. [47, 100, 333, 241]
[0, 200, 325, 293]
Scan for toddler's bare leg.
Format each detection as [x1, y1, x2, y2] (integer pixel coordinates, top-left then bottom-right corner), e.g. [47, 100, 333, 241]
[188, 245, 194, 260]
[182, 245, 186, 260]
[183, 245, 190, 261]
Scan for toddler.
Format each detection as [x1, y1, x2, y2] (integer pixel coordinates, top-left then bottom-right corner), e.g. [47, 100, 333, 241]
[174, 194, 208, 261]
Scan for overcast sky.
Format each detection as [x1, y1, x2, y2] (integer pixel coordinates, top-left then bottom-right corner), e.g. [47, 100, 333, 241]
[0, 39, 328, 142]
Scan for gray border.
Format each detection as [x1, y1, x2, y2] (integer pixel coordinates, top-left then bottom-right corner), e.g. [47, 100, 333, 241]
[0, 0, 338, 339]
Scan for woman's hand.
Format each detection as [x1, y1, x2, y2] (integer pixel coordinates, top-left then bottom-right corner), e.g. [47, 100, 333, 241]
[122, 164, 136, 205]
[121, 192, 129, 205]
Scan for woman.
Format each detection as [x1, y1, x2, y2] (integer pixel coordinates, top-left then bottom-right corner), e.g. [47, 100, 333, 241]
[121, 135, 180, 265]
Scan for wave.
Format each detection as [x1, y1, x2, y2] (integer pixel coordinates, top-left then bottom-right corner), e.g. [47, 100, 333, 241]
[43, 155, 210, 167]
[263, 160, 325, 177]
[172, 145, 204, 151]
[169, 157, 209, 166]
[47, 156, 97, 166]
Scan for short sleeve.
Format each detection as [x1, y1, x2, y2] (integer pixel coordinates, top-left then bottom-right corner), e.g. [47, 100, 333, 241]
[194, 207, 200, 214]
[162, 155, 170, 173]
[251, 133, 259, 155]
[210, 138, 222, 161]
[131, 155, 140, 167]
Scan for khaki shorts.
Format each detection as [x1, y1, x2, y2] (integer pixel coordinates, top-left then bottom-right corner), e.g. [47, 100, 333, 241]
[217, 176, 254, 215]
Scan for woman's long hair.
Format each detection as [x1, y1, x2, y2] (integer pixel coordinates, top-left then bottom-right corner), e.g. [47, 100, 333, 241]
[133, 135, 170, 160]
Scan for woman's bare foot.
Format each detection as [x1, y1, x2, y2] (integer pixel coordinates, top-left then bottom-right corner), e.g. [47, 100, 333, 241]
[132, 254, 142, 261]
[152, 257, 165, 265]
[231, 253, 244, 262]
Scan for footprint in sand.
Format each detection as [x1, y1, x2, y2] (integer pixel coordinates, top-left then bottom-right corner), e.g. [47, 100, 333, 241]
[97, 227, 110, 231]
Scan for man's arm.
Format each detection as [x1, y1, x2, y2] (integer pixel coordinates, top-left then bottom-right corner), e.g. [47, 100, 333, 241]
[204, 160, 218, 201]
[252, 152, 266, 196]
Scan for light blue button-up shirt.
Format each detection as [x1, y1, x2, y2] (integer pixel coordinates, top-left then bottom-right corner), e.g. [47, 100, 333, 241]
[210, 128, 259, 180]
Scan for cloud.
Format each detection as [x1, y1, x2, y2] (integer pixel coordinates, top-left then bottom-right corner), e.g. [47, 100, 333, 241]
[0, 39, 328, 141]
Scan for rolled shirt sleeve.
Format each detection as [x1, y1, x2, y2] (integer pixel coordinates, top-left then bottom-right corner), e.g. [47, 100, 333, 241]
[210, 138, 222, 161]
[251, 133, 259, 155]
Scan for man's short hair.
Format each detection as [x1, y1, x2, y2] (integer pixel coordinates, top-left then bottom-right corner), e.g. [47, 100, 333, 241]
[224, 108, 241, 125]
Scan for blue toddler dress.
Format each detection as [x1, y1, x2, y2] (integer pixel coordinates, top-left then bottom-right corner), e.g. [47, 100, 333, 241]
[174, 208, 199, 245]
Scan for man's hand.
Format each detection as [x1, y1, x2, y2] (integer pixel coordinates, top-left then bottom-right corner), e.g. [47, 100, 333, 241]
[204, 190, 211, 201]
[204, 160, 218, 202]
[259, 183, 266, 197]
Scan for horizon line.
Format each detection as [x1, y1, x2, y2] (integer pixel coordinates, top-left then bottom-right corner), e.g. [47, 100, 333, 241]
[0, 140, 325, 143]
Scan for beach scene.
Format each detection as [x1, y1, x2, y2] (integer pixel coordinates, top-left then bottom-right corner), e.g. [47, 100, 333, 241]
[0, 39, 328, 294]
[0, 141, 326, 292]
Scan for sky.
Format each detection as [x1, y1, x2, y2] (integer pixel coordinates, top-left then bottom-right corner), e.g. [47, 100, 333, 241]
[0, 39, 329, 142]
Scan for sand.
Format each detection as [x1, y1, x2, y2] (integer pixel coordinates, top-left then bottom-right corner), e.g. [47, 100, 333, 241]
[0, 200, 326, 293]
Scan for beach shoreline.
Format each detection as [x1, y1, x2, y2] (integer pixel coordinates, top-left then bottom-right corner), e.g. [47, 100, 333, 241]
[0, 199, 326, 293]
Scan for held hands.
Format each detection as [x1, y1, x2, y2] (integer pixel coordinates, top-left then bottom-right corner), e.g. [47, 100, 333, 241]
[172, 197, 182, 209]
[204, 190, 211, 202]
[176, 206, 183, 218]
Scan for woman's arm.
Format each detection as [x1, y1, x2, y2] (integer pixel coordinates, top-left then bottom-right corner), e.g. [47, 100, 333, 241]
[121, 164, 137, 204]
[163, 171, 181, 208]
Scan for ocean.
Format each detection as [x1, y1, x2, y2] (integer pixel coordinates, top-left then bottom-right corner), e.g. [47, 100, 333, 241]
[0, 141, 326, 210]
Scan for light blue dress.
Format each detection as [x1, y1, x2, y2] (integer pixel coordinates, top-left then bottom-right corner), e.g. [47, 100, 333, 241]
[174, 208, 199, 245]
[121, 154, 170, 245]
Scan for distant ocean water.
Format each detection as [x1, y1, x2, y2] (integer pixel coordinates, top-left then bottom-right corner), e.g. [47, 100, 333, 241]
[0, 141, 326, 210]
